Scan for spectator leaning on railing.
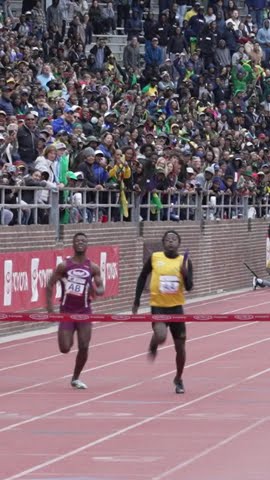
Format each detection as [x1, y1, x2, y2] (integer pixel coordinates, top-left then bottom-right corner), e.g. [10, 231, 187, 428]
[2, 0, 270, 225]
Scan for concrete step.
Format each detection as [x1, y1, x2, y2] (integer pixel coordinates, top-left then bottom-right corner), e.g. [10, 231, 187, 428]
[92, 33, 127, 44]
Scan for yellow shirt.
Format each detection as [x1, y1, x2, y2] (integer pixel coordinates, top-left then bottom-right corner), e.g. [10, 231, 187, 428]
[184, 8, 197, 22]
[145, 86, 158, 97]
[150, 252, 185, 307]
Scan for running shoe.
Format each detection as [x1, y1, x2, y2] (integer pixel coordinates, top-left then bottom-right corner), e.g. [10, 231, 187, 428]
[174, 377, 185, 394]
[71, 379, 87, 389]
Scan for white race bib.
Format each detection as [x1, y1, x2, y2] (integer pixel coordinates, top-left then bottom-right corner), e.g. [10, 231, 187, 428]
[159, 276, 179, 294]
[66, 280, 85, 296]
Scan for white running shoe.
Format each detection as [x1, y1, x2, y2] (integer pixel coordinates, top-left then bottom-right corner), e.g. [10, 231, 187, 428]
[71, 379, 87, 389]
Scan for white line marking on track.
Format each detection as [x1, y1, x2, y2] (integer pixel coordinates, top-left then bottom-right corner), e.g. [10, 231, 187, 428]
[0, 331, 150, 373]
[92, 455, 161, 463]
[0, 322, 122, 348]
[152, 416, 270, 479]
[3, 363, 270, 480]
[1, 294, 268, 372]
[76, 412, 133, 417]
[1, 331, 269, 434]
[0, 322, 257, 399]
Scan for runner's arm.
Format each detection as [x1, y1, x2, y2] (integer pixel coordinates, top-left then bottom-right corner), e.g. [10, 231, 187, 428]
[132, 256, 152, 311]
[46, 262, 66, 313]
[91, 263, 105, 296]
[182, 258, 193, 291]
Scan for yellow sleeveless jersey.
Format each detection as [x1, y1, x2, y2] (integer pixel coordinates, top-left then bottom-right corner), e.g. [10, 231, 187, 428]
[149, 252, 185, 307]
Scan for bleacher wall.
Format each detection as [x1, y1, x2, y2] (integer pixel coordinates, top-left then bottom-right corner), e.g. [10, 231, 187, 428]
[0, 220, 268, 336]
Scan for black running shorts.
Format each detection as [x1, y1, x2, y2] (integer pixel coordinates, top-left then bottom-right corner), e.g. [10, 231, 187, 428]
[151, 305, 186, 340]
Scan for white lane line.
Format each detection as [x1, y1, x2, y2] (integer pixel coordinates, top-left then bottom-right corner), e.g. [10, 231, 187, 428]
[0, 321, 257, 399]
[0, 331, 150, 373]
[153, 417, 270, 479]
[0, 321, 122, 348]
[0, 330, 269, 433]
[3, 363, 270, 480]
[1, 293, 268, 373]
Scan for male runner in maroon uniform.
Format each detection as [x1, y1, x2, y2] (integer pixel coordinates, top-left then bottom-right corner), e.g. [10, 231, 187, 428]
[46, 232, 104, 389]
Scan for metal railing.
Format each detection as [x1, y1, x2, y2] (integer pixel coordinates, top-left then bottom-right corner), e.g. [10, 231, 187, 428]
[1, 186, 269, 227]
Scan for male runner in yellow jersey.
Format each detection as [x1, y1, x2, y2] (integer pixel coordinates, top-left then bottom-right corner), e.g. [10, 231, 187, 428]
[132, 230, 193, 394]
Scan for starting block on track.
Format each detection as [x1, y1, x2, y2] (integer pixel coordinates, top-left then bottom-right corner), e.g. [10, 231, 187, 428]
[0, 313, 268, 322]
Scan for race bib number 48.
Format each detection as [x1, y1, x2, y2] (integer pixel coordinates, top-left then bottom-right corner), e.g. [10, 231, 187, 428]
[66, 281, 85, 296]
[159, 276, 179, 294]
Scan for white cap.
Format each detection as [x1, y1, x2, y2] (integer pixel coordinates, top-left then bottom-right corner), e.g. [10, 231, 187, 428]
[186, 167, 195, 174]
[55, 142, 66, 150]
[71, 105, 81, 111]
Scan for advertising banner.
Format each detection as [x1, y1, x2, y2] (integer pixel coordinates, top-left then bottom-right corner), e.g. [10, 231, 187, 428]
[0, 246, 119, 312]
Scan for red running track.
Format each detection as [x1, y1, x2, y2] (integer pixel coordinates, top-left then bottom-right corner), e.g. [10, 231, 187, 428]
[1, 288, 270, 480]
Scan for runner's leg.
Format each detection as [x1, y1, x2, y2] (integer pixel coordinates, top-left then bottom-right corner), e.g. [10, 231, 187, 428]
[170, 328, 186, 380]
[58, 323, 75, 353]
[169, 307, 186, 393]
[72, 322, 92, 381]
[148, 321, 168, 360]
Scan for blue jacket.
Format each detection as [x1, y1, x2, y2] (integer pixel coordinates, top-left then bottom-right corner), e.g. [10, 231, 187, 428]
[52, 117, 73, 135]
[246, 0, 266, 8]
[92, 162, 109, 185]
[145, 45, 163, 66]
[0, 96, 14, 115]
[97, 143, 112, 161]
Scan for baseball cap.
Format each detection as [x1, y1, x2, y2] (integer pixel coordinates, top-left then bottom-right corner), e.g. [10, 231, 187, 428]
[7, 123, 17, 131]
[186, 167, 195, 174]
[66, 171, 78, 180]
[55, 142, 66, 150]
[88, 136, 98, 142]
[71, 105, 81, 112]
[94, 149, 104, 155]
[74, 171, 84, 180]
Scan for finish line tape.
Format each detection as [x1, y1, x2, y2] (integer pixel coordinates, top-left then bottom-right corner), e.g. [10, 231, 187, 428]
[0, 313, 267, 322]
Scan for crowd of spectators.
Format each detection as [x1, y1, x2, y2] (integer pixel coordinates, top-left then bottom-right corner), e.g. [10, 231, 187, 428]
[1, 0, 270, 225]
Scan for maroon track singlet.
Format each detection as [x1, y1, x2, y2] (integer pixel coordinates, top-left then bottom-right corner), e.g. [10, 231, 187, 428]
[60, 258, 93, 314]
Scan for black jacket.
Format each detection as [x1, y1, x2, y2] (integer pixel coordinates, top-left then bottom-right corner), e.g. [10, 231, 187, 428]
[17, 125, 39, 165]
